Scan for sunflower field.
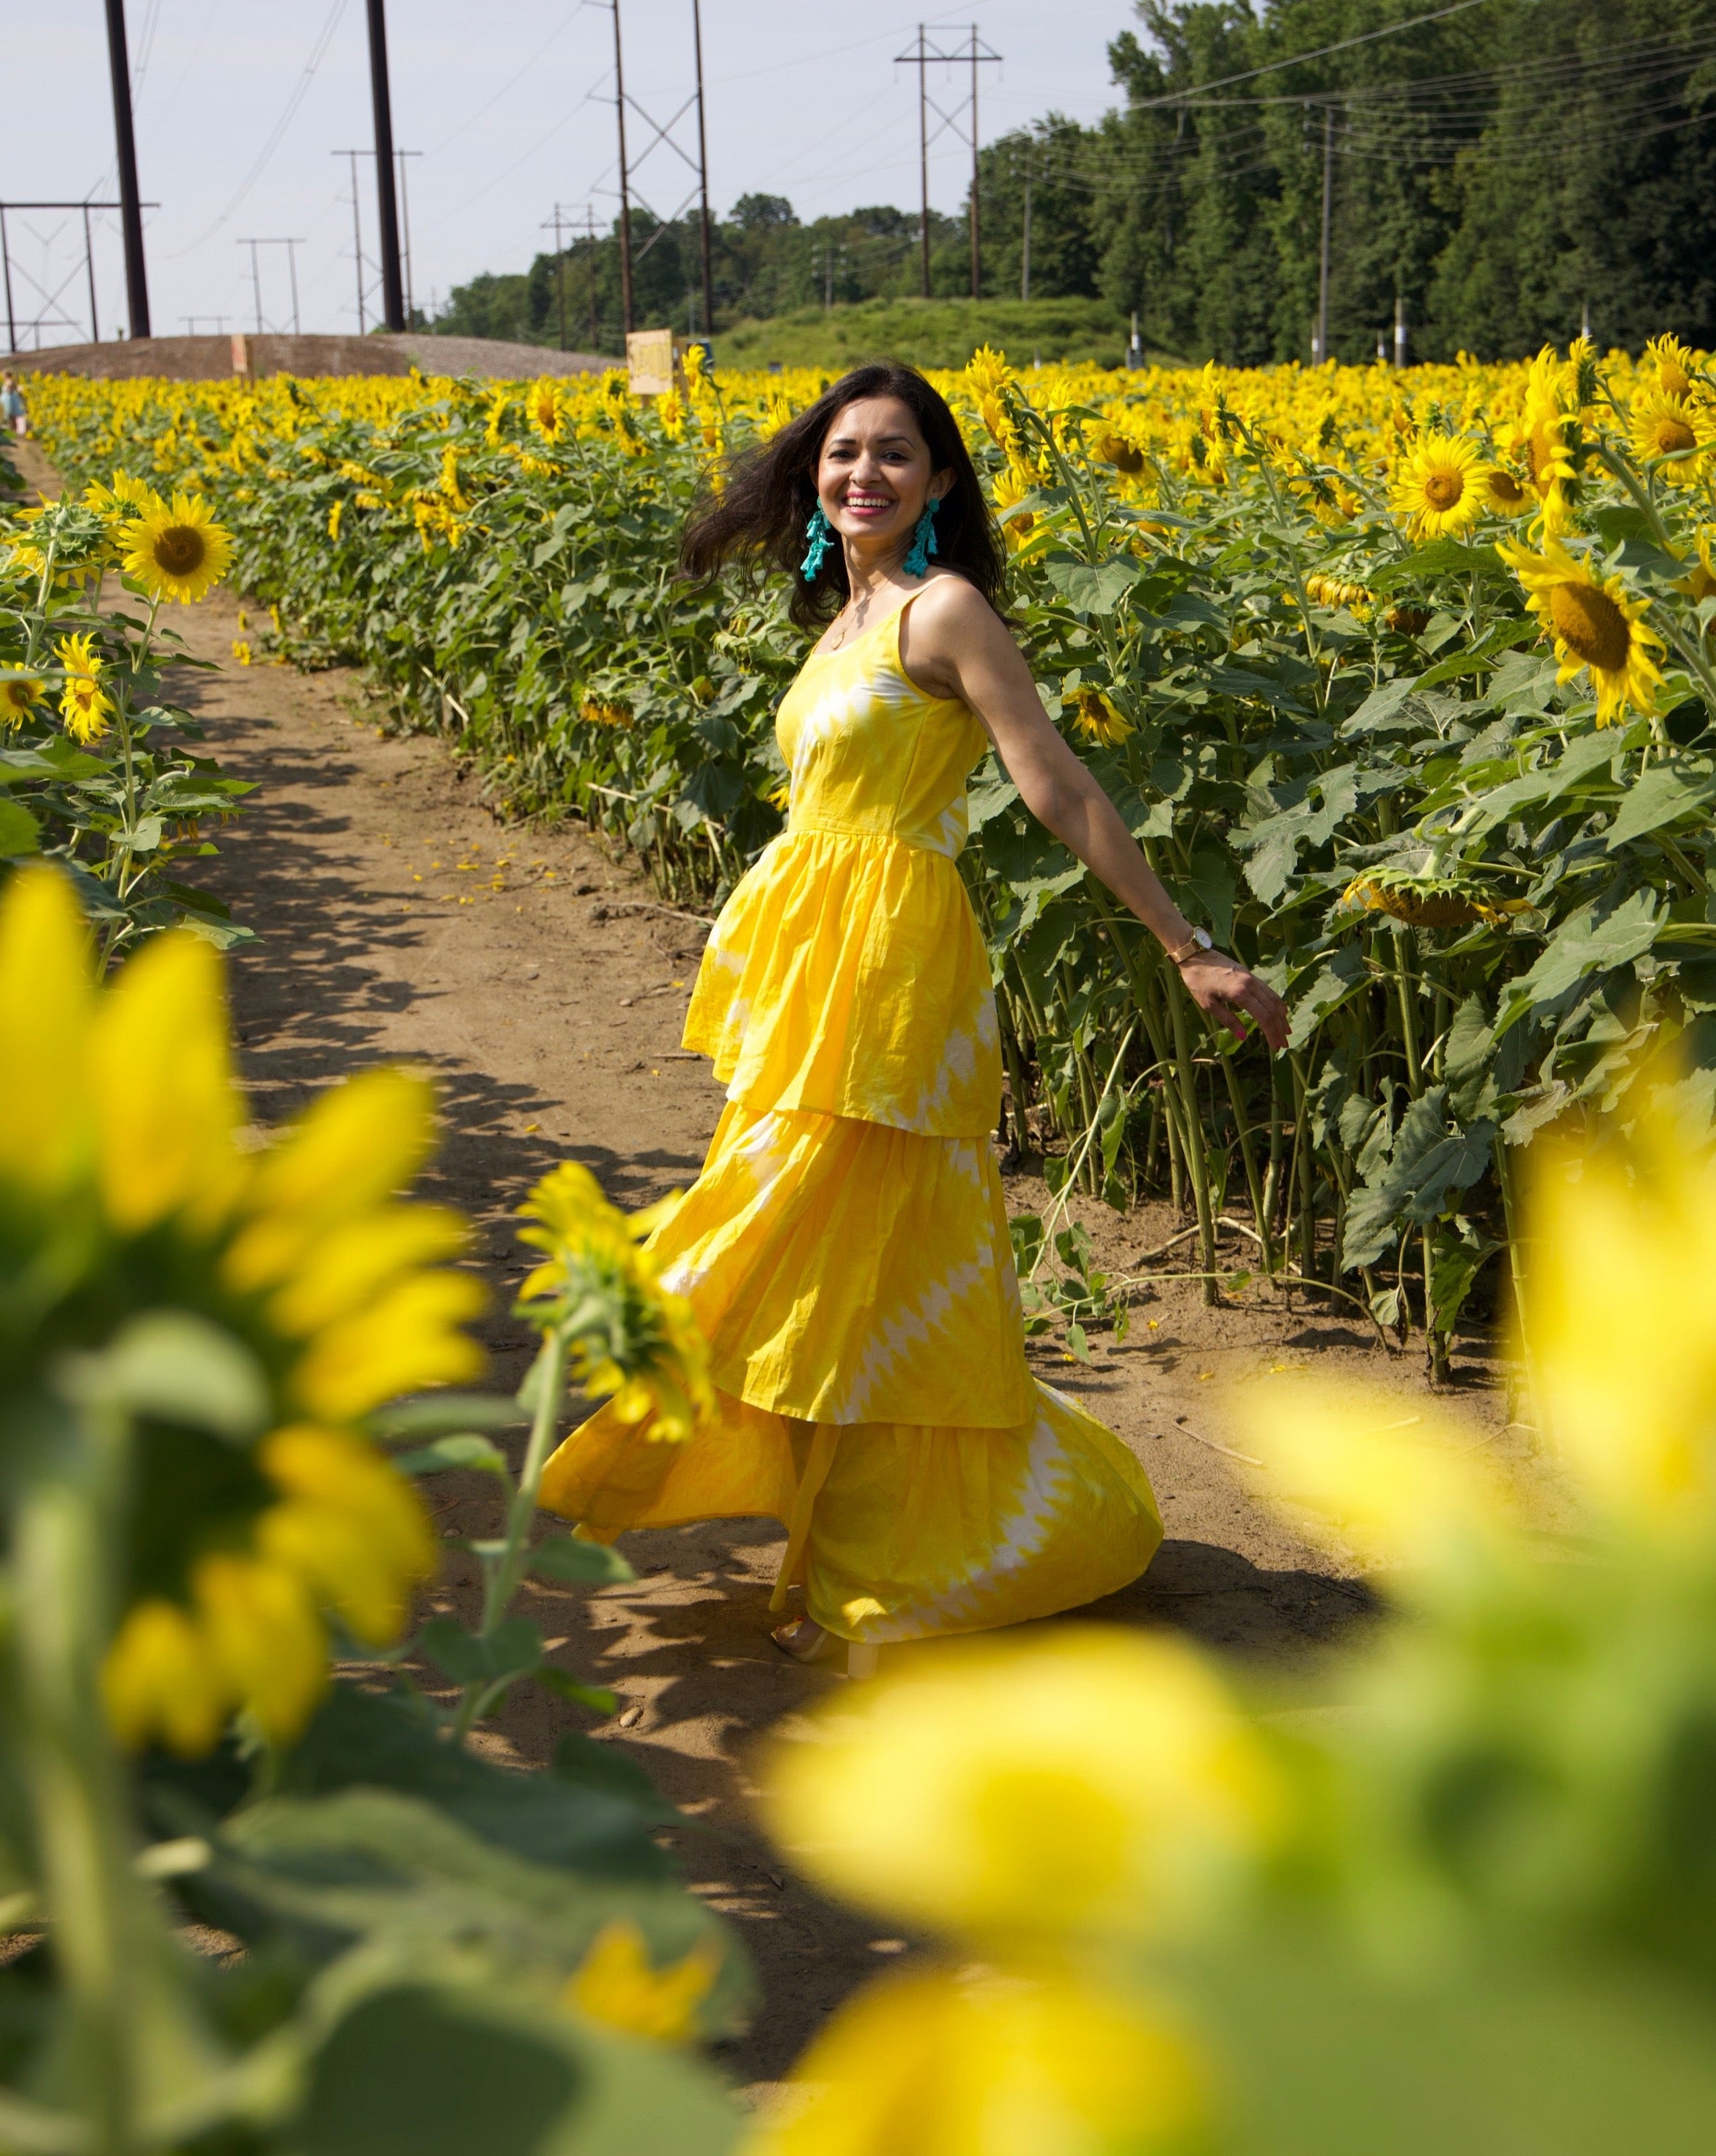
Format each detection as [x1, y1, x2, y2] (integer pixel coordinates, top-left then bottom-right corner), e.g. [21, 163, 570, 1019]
[20, 335, 1716, 1375]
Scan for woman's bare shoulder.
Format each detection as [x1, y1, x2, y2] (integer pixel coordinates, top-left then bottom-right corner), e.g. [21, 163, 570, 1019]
[906, 570, 1010, 650]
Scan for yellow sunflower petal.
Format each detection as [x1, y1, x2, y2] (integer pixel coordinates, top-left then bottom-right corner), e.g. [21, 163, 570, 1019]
[564, 1919, 721, 2045]
[225, 1067, 438, 1291]
[287, 1268, 487, 1422]
[102, 1598, 230, 1757]
[89, 927, 243, 1235]
[0, 864, 96, 1196]
[264, 1204, 469, 1336]
[192, 1553, 327, 1744]
[759, 1627, 1283, 1946]
[745, 1963, 1209, 2156]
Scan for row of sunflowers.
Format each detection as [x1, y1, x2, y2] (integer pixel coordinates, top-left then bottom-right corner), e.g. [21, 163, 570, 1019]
[7, 823, 1716, 2156]
[18, 336, 1716, 1375]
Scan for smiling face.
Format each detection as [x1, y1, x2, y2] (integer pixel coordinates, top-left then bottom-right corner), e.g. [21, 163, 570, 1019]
[815, 395, 951, 561]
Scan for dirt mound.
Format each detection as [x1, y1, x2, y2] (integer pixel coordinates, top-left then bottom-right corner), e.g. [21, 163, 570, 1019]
[15, 331, 614, 382]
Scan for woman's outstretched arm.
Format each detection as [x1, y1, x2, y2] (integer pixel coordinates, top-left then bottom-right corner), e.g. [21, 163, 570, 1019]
[901, 578, 1289, 1051]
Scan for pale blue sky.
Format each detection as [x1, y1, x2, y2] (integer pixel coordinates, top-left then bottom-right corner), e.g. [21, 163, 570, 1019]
[7, 2, 1144, 346]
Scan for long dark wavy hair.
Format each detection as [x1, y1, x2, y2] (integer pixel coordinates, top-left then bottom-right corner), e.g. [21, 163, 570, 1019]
[680, 363, 1005, 631]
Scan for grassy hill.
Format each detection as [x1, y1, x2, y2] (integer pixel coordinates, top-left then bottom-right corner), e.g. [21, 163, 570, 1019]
[713, 296, 1150, 373]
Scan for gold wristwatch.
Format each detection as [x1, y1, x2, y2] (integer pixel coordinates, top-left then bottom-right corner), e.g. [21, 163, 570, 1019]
[1166, 926, 1214, 965]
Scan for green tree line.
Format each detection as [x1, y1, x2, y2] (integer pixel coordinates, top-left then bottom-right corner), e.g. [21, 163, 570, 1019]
[430, 0, 1716, 364]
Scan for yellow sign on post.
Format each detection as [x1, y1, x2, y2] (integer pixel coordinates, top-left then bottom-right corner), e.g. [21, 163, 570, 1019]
[626, 328, 677, 397]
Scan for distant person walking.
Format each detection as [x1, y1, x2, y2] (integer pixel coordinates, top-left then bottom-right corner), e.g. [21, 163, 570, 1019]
[1, 374, 27, 441]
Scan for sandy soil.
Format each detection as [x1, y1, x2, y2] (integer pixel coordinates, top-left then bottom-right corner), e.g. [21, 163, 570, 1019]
[19, 433, 1530, 2098]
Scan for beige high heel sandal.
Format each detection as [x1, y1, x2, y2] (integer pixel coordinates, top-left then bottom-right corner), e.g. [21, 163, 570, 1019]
[770, 1619, 880, 1679]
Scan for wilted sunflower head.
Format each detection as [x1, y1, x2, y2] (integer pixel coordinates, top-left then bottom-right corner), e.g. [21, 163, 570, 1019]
[1389, 434, 1492, 540]
[0, 866, 483, 1756]
[1067, 686, 1134, 747]
[118, 490, 233, 603]
[1498, 534, 1665, 726]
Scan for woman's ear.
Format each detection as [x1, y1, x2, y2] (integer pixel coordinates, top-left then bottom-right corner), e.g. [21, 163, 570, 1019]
[930, 471, 954, 504]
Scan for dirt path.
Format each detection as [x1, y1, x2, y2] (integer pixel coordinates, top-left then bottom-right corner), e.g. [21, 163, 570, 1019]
[20, 425, 1523, 2099]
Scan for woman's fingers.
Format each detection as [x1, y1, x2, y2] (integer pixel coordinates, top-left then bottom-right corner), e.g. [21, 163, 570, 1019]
[1180, 958, 1290, 1052]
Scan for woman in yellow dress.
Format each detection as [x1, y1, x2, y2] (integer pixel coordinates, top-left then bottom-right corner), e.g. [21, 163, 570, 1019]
[538, 364, 1287, 1671]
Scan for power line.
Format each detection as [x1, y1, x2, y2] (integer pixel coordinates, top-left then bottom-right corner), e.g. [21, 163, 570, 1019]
[166, 0, 350, 258]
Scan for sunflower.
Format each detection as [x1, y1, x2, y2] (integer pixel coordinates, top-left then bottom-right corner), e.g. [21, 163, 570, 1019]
[1498, 535, 1664, 726]
[990, 462, 1036, 550]
[1340, 871, 1531, 929]
[83, 470, 161, 523]
[118, 490, 232, 603]
[1677, 527, 1716, 606]
[1643, 332, 1700, 402]
[529, 379, 565, 444]
[1481, 466, 1531, 516]
[1628, 391, 1709, 485]
[1390, 435, 1492, 539]
[0, 866, 482, 1756]
[1067, 687, 1134, 747]
[55, 631, 112, 745]
[1, 672, 44, 729]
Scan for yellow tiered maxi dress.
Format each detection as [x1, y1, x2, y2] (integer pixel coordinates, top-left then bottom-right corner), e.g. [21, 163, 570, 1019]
[538, 595, 1163, 1644]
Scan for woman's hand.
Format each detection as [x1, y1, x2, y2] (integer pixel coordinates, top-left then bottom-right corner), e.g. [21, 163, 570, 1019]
[1177, 949, 1289, 1051]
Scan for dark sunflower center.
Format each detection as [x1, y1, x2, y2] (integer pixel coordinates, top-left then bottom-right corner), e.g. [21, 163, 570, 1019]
[1653, 416, 1696, 457]
[1547, 582, 1631, 673]
[1489, 472, 1527, 505]
[1424, 471, 1463, 509]
[155, 525, 207, 575]
[1661, 362, 1691, 398]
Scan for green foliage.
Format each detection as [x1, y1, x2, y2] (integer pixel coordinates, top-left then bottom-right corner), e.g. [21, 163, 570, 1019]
[0, 471, 253, 956]
[428, 4, 1716, 364]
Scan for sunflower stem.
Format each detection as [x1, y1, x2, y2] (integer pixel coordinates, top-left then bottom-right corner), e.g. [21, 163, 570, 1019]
[452, 1329, 567, 1745]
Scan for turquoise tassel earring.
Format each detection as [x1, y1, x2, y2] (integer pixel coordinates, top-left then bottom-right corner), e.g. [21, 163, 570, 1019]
[800, 504, 833, 581]
[904, 497, 940, 577]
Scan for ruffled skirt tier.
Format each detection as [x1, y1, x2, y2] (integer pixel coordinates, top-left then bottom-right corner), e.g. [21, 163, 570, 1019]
[537, 1101, 1163, 1644]
[683, 828, 1001, 1138]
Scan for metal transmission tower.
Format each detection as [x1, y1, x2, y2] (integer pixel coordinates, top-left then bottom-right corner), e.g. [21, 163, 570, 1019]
[237, 239, 304, 336]
[0, 199, 158, 352]
[895, 24, 1001, 301]
[607, 1, 718, 341]
[103, 0, 151, 335]
[333, 149, 419, 334]
[365, 0, 406, 331]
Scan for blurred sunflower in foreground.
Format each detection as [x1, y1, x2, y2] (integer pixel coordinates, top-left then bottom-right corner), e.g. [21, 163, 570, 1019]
[0, 865, 483, 1756]
[748, 1089, 1716, 2152]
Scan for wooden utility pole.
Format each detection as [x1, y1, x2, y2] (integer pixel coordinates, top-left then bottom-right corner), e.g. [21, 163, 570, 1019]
[103, 0, 150, 335]
[691, 0, 715, 339]
[611, 1, 635, 335]
[1019, 143, 1031, 301]
[967, 24, 981, 300]
[366, 0, 405, 331]
[1315, 103, 1334, 365]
